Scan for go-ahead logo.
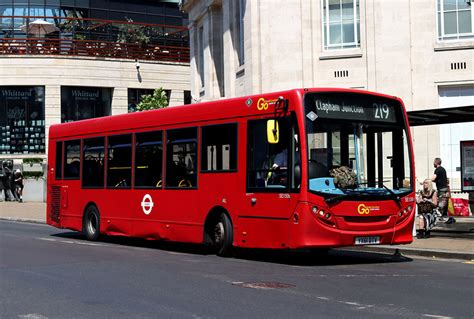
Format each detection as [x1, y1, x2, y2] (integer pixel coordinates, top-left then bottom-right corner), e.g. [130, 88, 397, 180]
[257, 97, 278, 111]
[357, 204, 380, 215]
[141, 194, 154, 215]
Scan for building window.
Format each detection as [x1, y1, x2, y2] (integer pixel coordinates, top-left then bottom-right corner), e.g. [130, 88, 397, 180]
[437, 0, 474, 41]
[0, 86, 45, 154]
[127, 88, 154, 113]
[61, 86, 112, 123]
[127, 88, 171, 112]
[184, 90, 192, 105]
[235, 0, 245, 66]
[322, 0, 360, 50]
[197, 25, 204, 88]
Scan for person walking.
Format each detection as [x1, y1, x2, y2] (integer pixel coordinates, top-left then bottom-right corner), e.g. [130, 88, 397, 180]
[13, 169, 24, 203]
[1, 161, 13, 201]
[431, 157, 455, 224]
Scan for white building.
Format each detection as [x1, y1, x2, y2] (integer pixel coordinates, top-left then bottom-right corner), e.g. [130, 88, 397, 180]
[183, 0, 474, 190]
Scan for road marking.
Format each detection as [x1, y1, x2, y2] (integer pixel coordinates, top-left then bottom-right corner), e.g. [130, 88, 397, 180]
[423, 315, 453, 319]
[463, 260, 474, 264]
[37, 238, 106, 247]
[18, 314, 48, 319]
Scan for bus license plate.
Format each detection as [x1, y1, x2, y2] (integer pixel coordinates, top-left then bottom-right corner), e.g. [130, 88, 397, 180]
[355, 236, 380, 245]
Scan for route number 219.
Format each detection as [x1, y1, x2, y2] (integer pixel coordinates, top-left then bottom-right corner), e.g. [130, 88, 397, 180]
[374, 103, 390, 119]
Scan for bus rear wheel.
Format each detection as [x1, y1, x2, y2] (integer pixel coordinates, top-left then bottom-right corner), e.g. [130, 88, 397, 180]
[213, 213, 233, 257]
[83, 205, 100, 241]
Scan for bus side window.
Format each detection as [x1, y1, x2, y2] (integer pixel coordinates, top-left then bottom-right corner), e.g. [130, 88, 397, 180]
[107, 134, 132, 189]
[55, 141, 63, 180]
[64, 140, 81, 179]
[82, 137, 105, 188]
[135, 131, 163, 188]
[166, 127, 197, 188]
[201, 123, 237, 172]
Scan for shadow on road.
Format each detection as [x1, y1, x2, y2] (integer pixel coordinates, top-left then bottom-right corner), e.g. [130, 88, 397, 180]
[51, 231, 412, 266]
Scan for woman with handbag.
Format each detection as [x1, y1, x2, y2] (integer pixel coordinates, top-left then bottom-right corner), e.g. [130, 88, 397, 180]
[416, 179, 438, 239]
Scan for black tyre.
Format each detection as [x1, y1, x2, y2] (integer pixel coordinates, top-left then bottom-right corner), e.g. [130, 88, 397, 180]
[213, 213, 233, 257]
[83, 205, 100, 241]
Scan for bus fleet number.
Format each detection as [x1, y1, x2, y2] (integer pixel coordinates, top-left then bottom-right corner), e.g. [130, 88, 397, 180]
[374, 103, 390, 119]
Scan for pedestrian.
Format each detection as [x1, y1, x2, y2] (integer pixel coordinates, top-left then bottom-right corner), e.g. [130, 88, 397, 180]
[431, 157, 455, 224]
[1, 160, 13, 201]
[416, 179, 438, 238]
[0, 161, 5, 201]
[10, 167, 19, 201]
[13, 169, 24, 203]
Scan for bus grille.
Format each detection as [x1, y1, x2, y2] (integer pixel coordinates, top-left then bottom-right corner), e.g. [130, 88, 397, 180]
[344, 216, 389, 223]
[50, 186, 60, 223]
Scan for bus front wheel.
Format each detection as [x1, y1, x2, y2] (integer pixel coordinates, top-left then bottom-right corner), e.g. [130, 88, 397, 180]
[213, 213, 233, 257]
[83, 205, 100, 241]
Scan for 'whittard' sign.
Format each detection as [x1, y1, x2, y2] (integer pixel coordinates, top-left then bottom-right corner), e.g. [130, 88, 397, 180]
[71, 89, 101, 101]
[1, 89, 33, 100]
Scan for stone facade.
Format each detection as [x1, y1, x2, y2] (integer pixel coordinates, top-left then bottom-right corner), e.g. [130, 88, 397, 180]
[182, 0, 474, 190]
[0, 56, 190, 159]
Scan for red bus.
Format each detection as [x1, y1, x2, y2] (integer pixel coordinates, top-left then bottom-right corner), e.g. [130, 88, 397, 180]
[47, 88, 416, 256]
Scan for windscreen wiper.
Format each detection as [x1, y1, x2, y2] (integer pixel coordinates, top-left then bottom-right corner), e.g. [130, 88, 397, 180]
[324, 191, 367, 204]
[325, 193, 349, 204]
[381, 183, 401, 208]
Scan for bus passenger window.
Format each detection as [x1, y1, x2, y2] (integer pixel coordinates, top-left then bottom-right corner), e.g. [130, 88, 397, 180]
[135, 131, 163, 188]
[201, 124, 237, 172]
[55, 141, 63, 180]
[166, 128, 197, 188]
[64, 140, 81, 179]
[107, 135, 132, 188]
[82, 137, 105, 188]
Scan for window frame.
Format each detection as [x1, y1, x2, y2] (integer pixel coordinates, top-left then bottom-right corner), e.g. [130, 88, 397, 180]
[437, 0, 474, 41]
[321, 0, 361, 51]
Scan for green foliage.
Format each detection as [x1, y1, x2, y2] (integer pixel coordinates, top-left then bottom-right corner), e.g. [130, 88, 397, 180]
[117, 18, 150, 46]
[23, 171, 43, 180]
[136, 88, 169, 111]
[23, 158, 43, 165]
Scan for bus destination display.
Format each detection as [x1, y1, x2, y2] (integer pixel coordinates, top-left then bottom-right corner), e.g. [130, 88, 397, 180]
[305, 93, 398, 123]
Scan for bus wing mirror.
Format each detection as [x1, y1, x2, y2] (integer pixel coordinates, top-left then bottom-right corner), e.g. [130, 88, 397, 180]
[267, 120, 279, 144]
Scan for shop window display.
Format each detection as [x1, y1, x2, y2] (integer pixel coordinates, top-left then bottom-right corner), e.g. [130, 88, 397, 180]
[0, 86, 45, 154]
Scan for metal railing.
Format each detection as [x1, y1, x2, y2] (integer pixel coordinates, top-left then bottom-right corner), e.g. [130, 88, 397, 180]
[0, 16, 190, 63]
[0, 37, 189, 63]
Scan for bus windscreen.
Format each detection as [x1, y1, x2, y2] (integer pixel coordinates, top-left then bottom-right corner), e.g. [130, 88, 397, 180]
[304, 92, 412, 200]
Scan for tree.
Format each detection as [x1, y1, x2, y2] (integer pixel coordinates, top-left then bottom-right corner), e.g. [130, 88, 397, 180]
[136, 88, 169, 111]
[117, 18, 150, 47]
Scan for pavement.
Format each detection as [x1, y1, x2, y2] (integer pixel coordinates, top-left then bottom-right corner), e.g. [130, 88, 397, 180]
[1, 201, 473, 261]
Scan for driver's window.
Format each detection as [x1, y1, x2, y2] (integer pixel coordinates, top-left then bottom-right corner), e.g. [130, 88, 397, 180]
[247, 117, 292, 190]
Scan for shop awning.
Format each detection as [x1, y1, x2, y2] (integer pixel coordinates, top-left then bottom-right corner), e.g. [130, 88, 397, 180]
[407, 105, 474, 126]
